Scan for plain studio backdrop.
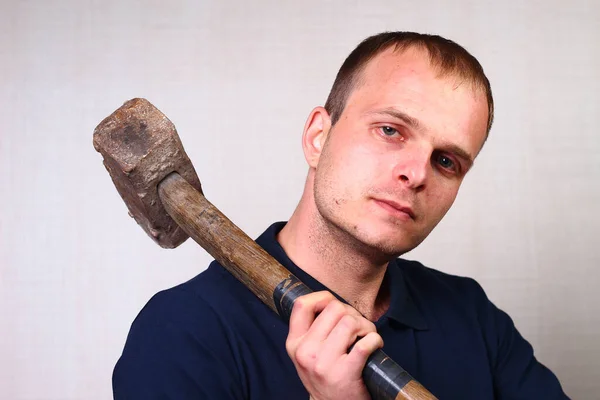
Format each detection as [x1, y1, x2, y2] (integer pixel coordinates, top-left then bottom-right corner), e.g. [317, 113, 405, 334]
[1, 1, 599, 399]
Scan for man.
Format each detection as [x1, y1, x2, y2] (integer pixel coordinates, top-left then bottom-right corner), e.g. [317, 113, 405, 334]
[113, 32, 569, 399]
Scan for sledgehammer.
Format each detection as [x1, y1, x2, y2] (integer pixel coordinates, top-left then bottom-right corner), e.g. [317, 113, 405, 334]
[93, 98, 436, 400]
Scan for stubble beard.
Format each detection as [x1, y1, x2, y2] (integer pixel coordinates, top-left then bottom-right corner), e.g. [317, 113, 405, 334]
[313, 182, 419, 265]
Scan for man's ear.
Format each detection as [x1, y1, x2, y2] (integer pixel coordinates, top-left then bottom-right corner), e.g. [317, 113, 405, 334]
[302, 106, 332, 168]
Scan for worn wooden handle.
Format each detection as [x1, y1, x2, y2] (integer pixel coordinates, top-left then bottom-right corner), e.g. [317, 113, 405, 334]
[157, 172, 437, 400]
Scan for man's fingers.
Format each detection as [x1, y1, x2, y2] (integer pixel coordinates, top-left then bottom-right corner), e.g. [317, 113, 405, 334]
[286, 291, 337, 346]
[301, 299, 362, 344]
[317, 315, 378, 374]
[344, 332, 384, 376]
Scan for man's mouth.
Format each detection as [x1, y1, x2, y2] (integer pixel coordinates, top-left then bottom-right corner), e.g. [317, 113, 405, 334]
[373, 198, 416, 220]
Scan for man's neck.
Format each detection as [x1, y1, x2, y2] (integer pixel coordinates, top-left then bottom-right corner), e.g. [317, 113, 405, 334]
[277, 206, 391, 321]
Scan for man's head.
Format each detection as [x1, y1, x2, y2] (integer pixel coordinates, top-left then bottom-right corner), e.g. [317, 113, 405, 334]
[299, 32, 492, 259]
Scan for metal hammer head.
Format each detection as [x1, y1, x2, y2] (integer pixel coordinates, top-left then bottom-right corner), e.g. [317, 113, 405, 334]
[93, 98, 203, 248]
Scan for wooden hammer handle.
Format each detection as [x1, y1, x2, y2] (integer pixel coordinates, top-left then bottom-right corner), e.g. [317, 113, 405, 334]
[158, 172, 437, 400]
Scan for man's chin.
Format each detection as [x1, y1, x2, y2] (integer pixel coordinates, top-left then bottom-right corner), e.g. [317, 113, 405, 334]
[349, 228, 422, 260]
[371, 239, 419, 258]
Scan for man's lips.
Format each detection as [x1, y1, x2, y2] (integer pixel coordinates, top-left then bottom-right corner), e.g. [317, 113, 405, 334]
[373, 198, 416, 220]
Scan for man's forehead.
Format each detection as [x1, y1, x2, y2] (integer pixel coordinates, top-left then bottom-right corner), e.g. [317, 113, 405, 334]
[359, 46, 487, 113]
[360, 45, 433, 81]
[346, 46, 489, 156]
[351, 46, 481, 108]
[361, 46, 479, 95]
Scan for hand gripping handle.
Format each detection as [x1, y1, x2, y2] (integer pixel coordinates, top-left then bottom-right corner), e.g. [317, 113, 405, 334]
[273, 276, 437, 400]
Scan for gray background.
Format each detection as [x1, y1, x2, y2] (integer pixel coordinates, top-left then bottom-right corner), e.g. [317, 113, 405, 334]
[1, 0, 598, 398]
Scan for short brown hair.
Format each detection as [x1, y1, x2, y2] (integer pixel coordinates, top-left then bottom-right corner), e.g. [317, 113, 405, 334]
[324, 32, 494, 135]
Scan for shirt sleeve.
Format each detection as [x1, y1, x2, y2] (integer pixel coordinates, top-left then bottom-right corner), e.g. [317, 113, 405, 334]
[112, 289, 246, 400]
[470, 279, 570, 400]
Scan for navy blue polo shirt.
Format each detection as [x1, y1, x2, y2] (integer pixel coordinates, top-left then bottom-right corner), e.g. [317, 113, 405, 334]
[113, 222, 568, 399]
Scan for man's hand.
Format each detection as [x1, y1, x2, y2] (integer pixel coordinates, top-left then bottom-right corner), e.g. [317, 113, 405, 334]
[285, 291, 384, 400]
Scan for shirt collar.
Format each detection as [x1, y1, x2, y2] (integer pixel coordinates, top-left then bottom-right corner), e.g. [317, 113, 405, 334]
[385, 259, 429, 330]
[256, 222, 429, 331]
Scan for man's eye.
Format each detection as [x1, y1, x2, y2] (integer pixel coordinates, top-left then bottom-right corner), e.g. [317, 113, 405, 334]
[437, 154, 456, 170]
[381, 126, 398, 136]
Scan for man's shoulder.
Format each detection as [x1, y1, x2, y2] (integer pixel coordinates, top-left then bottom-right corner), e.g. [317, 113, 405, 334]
[171, 260, 251, 303]
[138, 261, 261, 326]
[393, 258, 500, 344]
[394, 257, 488, 306]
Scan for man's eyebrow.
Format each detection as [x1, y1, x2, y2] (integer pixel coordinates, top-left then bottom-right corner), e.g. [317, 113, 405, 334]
[367, 108, 475, 167]
[367, 108, 424, 131]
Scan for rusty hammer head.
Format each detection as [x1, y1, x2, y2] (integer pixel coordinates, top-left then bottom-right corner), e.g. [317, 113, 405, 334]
[93, 98, 203, 248]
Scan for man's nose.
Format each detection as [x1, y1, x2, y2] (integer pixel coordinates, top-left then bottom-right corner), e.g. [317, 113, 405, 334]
[393, 152, 429, 190]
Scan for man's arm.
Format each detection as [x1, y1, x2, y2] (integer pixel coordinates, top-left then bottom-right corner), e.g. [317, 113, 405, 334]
[113, 290, 245, 399]
[471, 280, 570, 399]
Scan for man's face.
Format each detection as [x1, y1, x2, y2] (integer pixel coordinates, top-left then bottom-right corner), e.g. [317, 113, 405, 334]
[312, 46, 489, 256]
